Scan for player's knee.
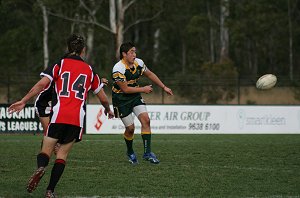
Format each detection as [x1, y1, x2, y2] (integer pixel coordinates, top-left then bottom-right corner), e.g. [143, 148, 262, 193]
[56, 152, 68, 161]
[55, 147, 72, 161]
[141, 116, 150, 127]
[125, 125, 135, 135]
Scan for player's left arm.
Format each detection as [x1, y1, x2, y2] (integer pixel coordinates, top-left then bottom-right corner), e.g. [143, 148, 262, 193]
[143, 69, 173, 96]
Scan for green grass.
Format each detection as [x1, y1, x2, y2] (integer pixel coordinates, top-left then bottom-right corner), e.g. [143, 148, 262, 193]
[0, 134, 299, 198]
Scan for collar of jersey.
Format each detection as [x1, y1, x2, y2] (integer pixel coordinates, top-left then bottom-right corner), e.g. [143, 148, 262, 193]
[64, 55, 85, 62]
[122, 59, 138, 74]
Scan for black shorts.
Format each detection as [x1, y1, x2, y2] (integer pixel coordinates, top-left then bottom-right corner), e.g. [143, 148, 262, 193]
[46, 123, 83, 144]
[113, 96, 146, 118]
[35, 101, 52, 117]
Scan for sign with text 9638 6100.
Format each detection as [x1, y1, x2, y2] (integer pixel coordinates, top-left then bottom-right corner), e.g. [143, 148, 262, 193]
[86, 105, 300, 134]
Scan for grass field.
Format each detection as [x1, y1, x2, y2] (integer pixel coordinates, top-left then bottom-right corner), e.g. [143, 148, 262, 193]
[0, 134, 299, 198]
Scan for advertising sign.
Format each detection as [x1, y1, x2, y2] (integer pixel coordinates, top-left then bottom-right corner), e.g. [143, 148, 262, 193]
[86, 105, 300, 134]
[0, 104, 43, 133]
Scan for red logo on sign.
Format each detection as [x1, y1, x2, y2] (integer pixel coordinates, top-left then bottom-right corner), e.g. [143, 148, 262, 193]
[94, 108, 103, 131]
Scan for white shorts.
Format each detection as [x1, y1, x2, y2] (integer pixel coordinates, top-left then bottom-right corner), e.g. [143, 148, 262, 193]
[121, 105, 147, 127]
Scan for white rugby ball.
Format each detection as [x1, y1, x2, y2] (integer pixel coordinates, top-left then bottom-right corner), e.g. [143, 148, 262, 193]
[256, 74, 277, 90]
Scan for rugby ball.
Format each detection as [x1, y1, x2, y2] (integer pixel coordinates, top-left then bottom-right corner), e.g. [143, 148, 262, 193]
[256, 74, 277, 90]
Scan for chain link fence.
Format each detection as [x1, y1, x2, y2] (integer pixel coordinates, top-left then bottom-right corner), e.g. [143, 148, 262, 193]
[1, 74, 300, 105]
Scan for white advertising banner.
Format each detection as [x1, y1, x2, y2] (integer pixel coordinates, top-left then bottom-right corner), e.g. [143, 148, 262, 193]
[86, 105, 300, 134]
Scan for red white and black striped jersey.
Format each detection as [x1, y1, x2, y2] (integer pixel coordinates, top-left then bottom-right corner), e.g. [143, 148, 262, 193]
[41, 55, 102, 127]
[34, 81, 53, 116]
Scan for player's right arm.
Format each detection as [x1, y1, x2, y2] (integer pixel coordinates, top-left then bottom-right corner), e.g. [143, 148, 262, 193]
[8, 76, 51, 114]
[91, 73, 114, 118]
[116, 81, 153, 94]
[112, 63, 152, 94]
[101, 78, 108, 86]
[96, 89, 114, 119]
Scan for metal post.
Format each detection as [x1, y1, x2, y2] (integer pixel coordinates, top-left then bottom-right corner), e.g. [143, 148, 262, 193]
[237, 75, 240, 105]
[162, 87, 164, 104]
[7, 75, 10, 104]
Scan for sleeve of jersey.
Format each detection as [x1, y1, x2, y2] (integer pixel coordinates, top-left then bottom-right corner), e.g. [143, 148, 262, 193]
[136, 58, 147, 75]
[112, 71, 126, 82]
[40, 64, 59, 82]
[141, 63, 147, 75]
[91, 74, 104, 95]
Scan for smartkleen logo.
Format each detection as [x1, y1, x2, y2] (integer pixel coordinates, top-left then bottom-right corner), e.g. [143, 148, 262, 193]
[237, 109, 286, 129]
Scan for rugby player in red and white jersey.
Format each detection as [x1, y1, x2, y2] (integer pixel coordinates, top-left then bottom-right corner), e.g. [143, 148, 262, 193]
[35, 76, 108, 155]
[8, 34, 114, 198]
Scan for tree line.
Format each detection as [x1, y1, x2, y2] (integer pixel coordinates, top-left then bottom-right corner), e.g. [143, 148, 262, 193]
[0, 0, 299, 103]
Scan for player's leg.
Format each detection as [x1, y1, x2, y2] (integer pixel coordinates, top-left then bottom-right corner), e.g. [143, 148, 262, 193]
[137, 112, 151, 153]
[36, 102, 50, 149]
[122, 116, 138, 164]
[36, 100, 61, 155]
[40, 136, 59, 162]
[40, 116, 60, 155]
[133, 105, 151, 153]
[46, 140, 75, 196]
[45, 123, 81, 195]
[134, 105, 160, 164]
[38, 116, 49, 149]
[124, 124, 135, 155]
[27, 136, 58, 193]
[115, 104, 138, 164]
[39, 116, 61, 155]
[39, 116, 50, 134]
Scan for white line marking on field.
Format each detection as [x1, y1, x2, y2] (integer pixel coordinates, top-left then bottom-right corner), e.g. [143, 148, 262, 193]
[195, 164, 294, 173]
[244, 195, 300, 198]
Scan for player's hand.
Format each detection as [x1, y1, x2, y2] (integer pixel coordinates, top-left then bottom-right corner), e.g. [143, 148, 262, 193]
[143, 85, 153, 94]
[101, 78, 108, 86]
[163, 86, 173, 96]
[8, 100, 26, 114]
[104, 109, 114, 119]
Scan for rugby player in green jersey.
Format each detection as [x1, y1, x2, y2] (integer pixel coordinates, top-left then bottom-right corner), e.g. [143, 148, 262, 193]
[112, 42, 173, 164]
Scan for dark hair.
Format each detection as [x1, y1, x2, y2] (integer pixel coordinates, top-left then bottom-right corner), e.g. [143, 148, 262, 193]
[119, 42, 135, 60]
[67, 34, 85, 55]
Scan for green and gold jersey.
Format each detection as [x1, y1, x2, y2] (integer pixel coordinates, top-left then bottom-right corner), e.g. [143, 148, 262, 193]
[112, 58, 147, 107]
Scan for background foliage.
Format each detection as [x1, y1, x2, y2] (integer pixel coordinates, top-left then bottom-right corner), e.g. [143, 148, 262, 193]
[0, 0, 300, 103]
